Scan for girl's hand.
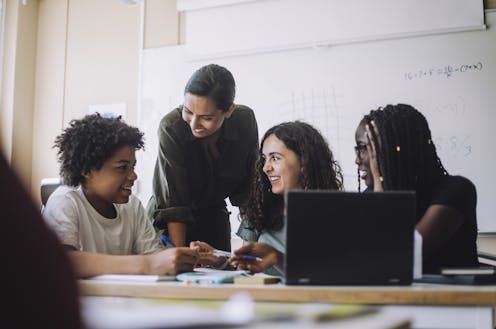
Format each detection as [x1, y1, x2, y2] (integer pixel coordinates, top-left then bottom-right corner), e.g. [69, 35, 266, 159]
[365, 121, 384, 192]
[229, 242, 282, 273]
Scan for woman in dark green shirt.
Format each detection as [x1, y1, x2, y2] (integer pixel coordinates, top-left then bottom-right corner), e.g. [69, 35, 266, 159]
[146, 64, 258, 250]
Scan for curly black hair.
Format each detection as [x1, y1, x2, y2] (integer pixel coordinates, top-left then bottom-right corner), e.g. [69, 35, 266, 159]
[245, 121, 343, 232]
[53, 113, 145, 186]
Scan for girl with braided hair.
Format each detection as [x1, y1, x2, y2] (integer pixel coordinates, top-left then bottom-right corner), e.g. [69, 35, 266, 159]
[354, 104, 478, 273]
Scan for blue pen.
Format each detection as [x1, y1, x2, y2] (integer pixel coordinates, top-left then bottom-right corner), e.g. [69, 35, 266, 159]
[212, 249, 261, 262]
[160, 233, 176, 247]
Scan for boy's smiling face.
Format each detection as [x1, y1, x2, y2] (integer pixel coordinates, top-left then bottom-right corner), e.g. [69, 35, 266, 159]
[82, 145, 137, 218]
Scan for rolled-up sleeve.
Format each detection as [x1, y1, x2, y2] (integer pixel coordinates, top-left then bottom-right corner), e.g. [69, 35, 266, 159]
[236, 215, 260, 242]
[146, 113, 194, 229]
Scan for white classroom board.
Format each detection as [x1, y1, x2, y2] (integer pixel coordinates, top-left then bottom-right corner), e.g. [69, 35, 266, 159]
[138, 11, 496, 232]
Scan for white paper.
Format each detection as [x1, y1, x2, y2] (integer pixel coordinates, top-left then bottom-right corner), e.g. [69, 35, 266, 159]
[86, 274, 176, 282]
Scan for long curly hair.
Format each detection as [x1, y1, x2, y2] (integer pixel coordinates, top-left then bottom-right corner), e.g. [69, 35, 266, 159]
[54, 113, 145, 186]
[245, 121, 343, 232]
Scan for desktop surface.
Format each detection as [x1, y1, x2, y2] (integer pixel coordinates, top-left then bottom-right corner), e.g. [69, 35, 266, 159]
[78, 279, 496, 305]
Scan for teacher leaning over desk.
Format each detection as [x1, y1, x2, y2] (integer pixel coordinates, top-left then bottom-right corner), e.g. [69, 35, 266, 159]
[146, 64, 259, 250]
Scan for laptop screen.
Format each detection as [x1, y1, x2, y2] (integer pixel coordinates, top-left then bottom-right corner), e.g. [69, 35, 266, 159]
[284, 190, 416, 285]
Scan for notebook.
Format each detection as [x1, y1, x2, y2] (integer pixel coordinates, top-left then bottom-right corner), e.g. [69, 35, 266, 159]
[284, 190, 416, 286]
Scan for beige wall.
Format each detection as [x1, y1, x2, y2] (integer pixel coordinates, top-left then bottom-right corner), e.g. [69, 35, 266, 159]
[31, 0, 144, 204]
[63, 0, 141, 125]
[32, 0, 68, 202]
[3, 0, 180, 205]
[0, 1, 17, 162]
[1, 0, 39, 195]
[144, 0, 180, 48]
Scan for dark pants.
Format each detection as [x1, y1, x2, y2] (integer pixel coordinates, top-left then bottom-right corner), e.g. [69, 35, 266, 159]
[186, 208, 231, 251]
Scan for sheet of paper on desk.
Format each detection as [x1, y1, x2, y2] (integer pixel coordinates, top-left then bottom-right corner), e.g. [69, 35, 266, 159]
[234, 272, 281, 284]
[176, 268, 249, 284]
[86, 274, 176, 282]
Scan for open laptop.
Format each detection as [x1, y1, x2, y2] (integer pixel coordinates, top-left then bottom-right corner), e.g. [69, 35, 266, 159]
[284, 190, 416, 285]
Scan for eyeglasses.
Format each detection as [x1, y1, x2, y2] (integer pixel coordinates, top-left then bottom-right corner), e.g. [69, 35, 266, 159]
[354, 143, 368, 158]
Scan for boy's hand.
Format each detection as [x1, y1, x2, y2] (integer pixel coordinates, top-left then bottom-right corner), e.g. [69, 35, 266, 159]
[189, 241, 227, 268]
[148, 247, 199, 275]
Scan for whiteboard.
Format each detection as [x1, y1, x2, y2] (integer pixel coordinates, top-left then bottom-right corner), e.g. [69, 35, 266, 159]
[138, 11, 496, 232]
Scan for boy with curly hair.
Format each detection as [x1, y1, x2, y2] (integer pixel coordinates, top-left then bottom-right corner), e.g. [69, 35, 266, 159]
[42, 113, 199, 278]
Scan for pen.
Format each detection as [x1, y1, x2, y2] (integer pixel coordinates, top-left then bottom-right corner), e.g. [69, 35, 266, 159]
[160, 233, 176, 247]
[212, 249, 261, 262]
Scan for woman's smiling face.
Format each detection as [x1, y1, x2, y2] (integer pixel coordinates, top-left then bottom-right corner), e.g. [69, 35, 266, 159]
[181, 93, 233, 139]
[261, 134, 302, 195]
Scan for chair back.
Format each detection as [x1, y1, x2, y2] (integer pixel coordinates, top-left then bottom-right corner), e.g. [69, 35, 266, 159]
[41, 178, 61, 210]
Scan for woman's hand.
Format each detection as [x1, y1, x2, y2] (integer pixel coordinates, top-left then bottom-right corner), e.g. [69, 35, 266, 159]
[365, 121, 384, 192]
[229, 242, 283, 273]
[189, 241, 228, 268]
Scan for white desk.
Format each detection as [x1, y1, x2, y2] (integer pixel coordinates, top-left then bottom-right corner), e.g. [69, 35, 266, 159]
[81, 295, 411, 329]
[79, 280, 496, 329]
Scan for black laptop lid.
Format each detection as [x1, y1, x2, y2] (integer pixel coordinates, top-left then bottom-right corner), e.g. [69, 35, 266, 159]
[284, 190, 416, 285]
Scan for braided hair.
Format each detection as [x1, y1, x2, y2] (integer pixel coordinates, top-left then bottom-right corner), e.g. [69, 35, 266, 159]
[359, 104, 447, 209]
[245, 121, 343, 232]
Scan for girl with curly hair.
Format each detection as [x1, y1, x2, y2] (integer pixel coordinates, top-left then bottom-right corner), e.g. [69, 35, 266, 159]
[192, 121, 343, 274]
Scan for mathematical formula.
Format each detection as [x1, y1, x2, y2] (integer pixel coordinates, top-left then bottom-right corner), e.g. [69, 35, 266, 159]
[404, 62, 483, 80]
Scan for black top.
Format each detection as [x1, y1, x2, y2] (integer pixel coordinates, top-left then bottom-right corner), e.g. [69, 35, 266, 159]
[422, 175, 479, 273]
[146, 104, 259, 230]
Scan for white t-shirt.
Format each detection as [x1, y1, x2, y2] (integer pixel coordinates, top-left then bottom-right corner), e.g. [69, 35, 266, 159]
[42, 185, 164, 255]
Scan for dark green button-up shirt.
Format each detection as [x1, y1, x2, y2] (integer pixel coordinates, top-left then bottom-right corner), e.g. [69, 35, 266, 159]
[146, 104, 259, 234]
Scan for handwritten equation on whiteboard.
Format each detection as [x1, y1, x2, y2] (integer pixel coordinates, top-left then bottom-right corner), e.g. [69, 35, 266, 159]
[433, 135, 472, 158]
[404, 62, 483, 80]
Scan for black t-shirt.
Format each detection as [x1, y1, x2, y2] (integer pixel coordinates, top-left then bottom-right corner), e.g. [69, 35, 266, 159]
[422, 175, 479, 273]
